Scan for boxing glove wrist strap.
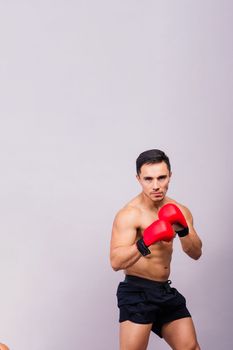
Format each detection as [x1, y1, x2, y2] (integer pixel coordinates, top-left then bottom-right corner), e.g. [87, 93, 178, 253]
[136, 239, 151, 256]
[176, 227, 189, 237]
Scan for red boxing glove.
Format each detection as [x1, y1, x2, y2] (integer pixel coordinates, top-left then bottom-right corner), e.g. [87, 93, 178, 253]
[136, 219, 175, 256]
[158, 203, 189, 237]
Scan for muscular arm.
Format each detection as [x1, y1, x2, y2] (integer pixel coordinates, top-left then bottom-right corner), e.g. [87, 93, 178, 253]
[177, 206, 202, 260]
[110, 208, 142, 271]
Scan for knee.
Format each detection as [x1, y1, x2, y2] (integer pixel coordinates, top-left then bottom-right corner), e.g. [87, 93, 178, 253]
[0, 344, 10, 350]
[194, 345, 201, 350]
[173, 341, 200, 350]
[191, 342, 200, 350]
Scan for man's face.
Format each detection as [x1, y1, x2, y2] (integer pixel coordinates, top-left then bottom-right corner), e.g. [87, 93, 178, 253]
[136, 161, 171, 202]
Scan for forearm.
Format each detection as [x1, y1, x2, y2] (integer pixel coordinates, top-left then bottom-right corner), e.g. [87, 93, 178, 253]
[180, 235, 202, 260]
[110, 243, 142, 271]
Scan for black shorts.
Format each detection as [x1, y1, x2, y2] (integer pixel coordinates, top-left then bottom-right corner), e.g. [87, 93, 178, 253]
[117, 275, 191, 338]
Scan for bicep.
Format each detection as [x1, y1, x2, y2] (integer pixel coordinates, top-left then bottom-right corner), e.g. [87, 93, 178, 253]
[110, 211, 138, 251]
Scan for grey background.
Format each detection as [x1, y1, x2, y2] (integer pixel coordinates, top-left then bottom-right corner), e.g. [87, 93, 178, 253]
[0, 1, 232, 349]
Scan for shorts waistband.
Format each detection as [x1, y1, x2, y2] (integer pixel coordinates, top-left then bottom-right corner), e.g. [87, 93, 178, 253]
[124, 275, 172, 289]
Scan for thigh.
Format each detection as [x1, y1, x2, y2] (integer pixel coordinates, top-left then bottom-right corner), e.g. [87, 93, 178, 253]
[120, 320, 152, 350]
[162, 317, 200, 350]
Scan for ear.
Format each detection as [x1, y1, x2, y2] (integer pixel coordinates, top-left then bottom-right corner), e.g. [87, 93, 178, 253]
[136, 174, 140, 182]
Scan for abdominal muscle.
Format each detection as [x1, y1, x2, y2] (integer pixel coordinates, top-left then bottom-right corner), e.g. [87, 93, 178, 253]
[125, 241, 173, 282]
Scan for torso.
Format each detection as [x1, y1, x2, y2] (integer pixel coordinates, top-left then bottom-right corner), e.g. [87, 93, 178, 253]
[124, 195, 179, 281]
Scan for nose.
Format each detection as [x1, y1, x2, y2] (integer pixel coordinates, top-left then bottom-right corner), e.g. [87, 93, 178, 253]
[152, 180, 160, 191]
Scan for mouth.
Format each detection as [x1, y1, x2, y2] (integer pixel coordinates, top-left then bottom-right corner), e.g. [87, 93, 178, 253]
[151, 192, 163, 196]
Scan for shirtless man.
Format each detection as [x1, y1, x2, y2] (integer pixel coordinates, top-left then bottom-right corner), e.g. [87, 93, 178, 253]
[110, 149, 202, 350]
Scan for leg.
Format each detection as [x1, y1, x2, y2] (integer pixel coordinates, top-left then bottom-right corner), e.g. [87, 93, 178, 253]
[120, 320, 152, 350]
[162, 317, 200, 350]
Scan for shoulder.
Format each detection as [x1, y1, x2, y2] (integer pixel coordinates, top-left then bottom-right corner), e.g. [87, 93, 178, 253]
[115, 204, 141, 220]
[113, 205, 141, 227]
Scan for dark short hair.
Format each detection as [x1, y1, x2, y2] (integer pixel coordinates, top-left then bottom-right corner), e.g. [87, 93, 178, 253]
[136, 149, 171, 175]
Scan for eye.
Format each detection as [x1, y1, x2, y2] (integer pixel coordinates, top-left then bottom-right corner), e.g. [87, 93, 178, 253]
[144, 177, 152, 182]
[158, 176, 167, 181]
